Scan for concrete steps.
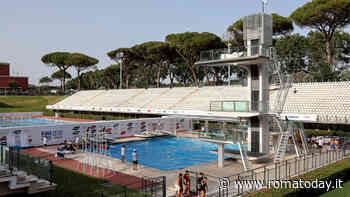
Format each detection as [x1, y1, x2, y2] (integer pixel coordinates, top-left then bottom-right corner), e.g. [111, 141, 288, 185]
[28, 179, 57, 194]
[0, 169, 56, 194]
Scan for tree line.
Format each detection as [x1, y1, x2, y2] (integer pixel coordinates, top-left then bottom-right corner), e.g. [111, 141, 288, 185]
[40, 0, 350, 92]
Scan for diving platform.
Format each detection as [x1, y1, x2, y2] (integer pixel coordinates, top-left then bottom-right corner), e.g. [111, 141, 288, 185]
[195, 51, 272, 67]
[200, 138, 235, 145]
[209, 149, 270, 162]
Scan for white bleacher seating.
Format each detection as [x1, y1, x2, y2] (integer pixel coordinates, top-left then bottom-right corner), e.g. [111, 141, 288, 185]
[52, 86, 251, 112]
[52, 81, 350, 124]
[270, 82, 350, 119]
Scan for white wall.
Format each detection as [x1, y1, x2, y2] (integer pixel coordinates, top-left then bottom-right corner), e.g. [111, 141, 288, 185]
[0, 116, 191, 148]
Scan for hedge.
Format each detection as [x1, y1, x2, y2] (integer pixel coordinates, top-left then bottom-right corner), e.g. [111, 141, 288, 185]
[304, 129, 350, 138]
[249, 157, 350, 197]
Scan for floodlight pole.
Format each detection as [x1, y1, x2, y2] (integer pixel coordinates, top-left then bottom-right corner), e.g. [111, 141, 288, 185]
[120, 62, 123, 89]
[262, 0, 268, 14]
[115, 52, 124, 89]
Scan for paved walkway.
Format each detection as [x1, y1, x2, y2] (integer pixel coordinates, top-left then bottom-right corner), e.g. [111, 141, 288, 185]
[21, 148, 143, 189]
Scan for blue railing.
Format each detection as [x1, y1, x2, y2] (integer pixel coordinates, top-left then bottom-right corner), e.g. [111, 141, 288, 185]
[210, 100, 270, 113]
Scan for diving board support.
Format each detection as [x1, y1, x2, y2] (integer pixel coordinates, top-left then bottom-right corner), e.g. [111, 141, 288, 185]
[291, 131, 300, 157]
[238, 142, 251, 171]
[218, 144, 224, 168]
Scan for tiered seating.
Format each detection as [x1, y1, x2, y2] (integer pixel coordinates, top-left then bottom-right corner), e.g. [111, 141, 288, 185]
[52, 86, 251, 112]
[142, 87, 198, 109]
[53, 81, 350, 121]
[57, 90, 105, 106]
[118, 88, 170, 108]
[216, 86, 250, 101]
[109, 89, 145, 107]
[172, 86, 249, 111]
[83, 89, 143, 107]
[173, 87, 224, 111]
[270, 82, 350, 116]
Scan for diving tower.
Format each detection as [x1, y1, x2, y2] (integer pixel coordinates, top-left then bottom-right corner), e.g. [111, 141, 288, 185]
[194, 13, 274, 169]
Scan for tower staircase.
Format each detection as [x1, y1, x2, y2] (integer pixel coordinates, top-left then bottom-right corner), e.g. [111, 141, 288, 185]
[268, 56, 309, 163]
[274, 132, 289, 163]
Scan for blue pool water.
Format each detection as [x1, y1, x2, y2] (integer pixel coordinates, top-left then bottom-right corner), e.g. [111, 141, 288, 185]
[0, 118, 73, 128]
[107, 137, 247, 171]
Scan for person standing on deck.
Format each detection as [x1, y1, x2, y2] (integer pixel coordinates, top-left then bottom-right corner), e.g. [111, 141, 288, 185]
[121, 145, 126, 162]
[197, 172, 204, 196]
[175, 173, 183, 197]
[199, 177, 208, 197]
[183, 171, 190, 196]
[132, 149, 138, 170]
[43, 135, 47, 146]
[318, 137, 324, 152]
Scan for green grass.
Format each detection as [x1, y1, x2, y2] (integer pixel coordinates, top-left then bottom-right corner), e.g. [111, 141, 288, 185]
[47, 165, 149, 197]
[320, 181, 350, 197]
[0, 96, 65, 115]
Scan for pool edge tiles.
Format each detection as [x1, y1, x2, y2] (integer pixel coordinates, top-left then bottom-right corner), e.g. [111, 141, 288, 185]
[104, 137, 244, 171]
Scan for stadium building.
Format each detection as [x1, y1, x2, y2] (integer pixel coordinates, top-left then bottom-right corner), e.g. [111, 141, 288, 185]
[0, 62, 28, 94]
[47, 13, 350, 170]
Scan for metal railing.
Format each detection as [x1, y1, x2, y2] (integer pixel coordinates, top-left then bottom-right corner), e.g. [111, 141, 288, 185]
[317, 114, 350, 124]
[99, 176, 166, 197]
[0, 145, 53, 183]
[197, 128, 248, 143]
[199, 46, 273, 62]
[216, 149, 350, 197]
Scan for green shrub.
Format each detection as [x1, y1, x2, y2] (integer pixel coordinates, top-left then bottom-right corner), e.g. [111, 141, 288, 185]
[304, 129, 350, 138]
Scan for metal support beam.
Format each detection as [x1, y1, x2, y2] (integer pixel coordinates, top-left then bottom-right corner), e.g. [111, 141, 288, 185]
[218, 143, 224, 168]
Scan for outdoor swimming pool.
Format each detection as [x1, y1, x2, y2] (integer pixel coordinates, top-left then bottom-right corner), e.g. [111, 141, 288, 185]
[107, 137, 247, 171]
[0, 118, 73, 128]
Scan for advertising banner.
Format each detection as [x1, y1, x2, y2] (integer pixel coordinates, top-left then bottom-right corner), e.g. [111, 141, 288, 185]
[0, 116, 182, 147]
[280, 114, 317, 122]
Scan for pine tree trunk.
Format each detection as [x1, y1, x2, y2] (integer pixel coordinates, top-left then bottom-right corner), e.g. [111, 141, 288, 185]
[77, 68, 81, 90]
[325, 38, 333, 66]
[62, 69, 66, 94]
[126, 72, 129, 89]
[189, 65, 199, 87]
[170, 75, 174, 88]
[157, 66, 161, 88]
[205, 68, 210, 86]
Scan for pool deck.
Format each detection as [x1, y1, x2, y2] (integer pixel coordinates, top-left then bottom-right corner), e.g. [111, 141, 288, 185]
[35, 145, 252, 196]
[20, 120, 285, 197]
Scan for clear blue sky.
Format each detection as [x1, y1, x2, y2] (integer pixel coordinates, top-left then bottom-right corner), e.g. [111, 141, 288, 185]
[0, 0, 311, 85]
